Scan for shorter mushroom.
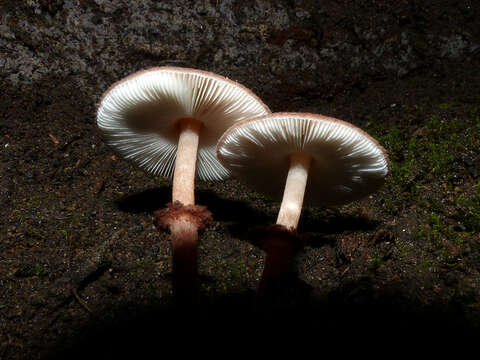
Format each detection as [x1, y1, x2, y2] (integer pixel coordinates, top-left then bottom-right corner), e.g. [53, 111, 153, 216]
[217, 112, 389, 309]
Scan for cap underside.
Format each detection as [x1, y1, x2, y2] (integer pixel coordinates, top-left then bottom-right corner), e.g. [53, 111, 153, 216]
[217, 113, 389, 206]
[97, 67, 270, 181]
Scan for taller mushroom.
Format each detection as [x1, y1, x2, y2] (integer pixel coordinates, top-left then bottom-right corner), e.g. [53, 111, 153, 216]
[217, 112, 389, 309]
[97, 67, 270, 305]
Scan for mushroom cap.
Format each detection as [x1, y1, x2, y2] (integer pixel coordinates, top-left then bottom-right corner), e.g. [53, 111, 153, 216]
[97, 67, 270, 181]
[217, 112, 389, 206]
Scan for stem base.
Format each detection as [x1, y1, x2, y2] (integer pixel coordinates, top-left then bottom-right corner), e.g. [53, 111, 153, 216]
[248, 224, 307, 311]
[154, 203, 212, 306]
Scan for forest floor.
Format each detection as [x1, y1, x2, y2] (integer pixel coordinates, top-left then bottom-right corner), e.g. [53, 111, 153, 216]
[1, 0, 479, 358]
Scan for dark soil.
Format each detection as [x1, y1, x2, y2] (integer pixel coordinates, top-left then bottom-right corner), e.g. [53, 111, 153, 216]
[1, 0, 480, 357]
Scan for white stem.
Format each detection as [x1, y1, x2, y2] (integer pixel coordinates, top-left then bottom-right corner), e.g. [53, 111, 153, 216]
[172, 118, 201, 206]
[276, 152, 311, 230]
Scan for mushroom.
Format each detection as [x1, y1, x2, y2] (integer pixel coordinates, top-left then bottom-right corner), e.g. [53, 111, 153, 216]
[97, 67, 270, 305]
[216, 112, 389, 308]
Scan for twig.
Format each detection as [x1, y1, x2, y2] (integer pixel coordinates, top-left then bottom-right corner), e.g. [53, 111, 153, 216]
[340, 266, 350, 278]
[72, 288, 93, 315]
[48, 134, 59, 145]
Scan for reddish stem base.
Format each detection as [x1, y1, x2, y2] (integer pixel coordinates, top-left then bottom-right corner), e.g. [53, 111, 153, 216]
[154, 202, 212, 308]
[249, 225, 307, 312]
[169, 217, 201, 306]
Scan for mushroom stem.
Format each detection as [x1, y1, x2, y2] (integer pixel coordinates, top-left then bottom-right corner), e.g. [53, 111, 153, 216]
[172, 118, 201, 206]
[255, 152, 310, 311]
[276, 152, 311, 230]
[154, 203, 212, 309]
[169, 118, 201, 306]
[169, 216, 200, 306]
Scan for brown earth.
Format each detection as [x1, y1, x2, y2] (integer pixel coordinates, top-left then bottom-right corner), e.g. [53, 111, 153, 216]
[1, 0, 480, 357]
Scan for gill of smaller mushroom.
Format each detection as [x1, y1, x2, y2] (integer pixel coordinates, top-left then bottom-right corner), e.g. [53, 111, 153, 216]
[276, 152, 312, 230]
[172, 118, 202, 206]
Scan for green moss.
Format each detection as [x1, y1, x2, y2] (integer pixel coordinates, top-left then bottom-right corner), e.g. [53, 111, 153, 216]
[455, 194, 480, 232]
[14, 264, 48, 278]
[416, 257, 437, 274]
[59, 229, 68, 240]
[33, 264, 48, 277]
[370, 256, 383, 271]
[438, 102, 453, 110]
[229, 259, 248, 279]
[248, 192, 273, 202]
[417, 211, 456, 246]
[157, 177, 167, 186]
[366, 107, 480, 216]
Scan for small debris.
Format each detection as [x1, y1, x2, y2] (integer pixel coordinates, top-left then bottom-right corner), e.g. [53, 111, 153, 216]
[372, 229, 394, 244]
[340, 266, 350, 278]
[49, 134, 59, 145]
[72, 288, 93, 315]
[412, 126, 428, 138]
[93, 178, 105, 194]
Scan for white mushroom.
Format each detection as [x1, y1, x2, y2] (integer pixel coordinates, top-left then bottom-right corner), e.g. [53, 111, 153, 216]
[97, 66, 270, 205]
[97, 67, 270, 305]
[217, 112, 389, 308]
[217, 112, 389, 229]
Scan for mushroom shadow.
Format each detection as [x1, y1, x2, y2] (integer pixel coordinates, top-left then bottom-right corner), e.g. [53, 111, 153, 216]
[304, 233, 338, 248]
[196, 189, 273, 236]
[114, 186, 273, 237]
[114, 188, 378, 240]
[115, 187, 171, 213]
[300, 207, 380, 234]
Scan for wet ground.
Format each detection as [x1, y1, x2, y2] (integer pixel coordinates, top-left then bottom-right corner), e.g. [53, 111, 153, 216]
[1, 0, 480, 357]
